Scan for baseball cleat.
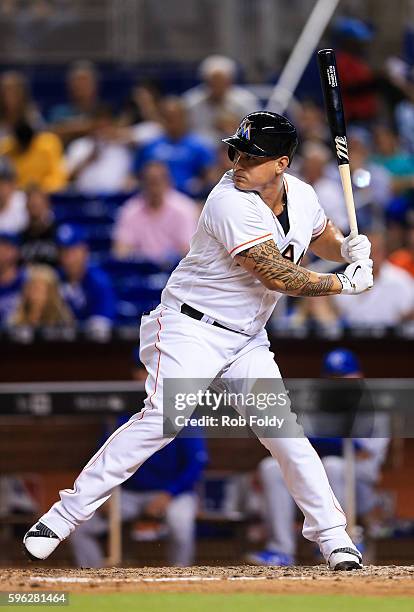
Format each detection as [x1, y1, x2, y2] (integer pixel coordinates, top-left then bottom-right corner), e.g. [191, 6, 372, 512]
[23, 522, 61, 561]
[328, 547, 363, 571]
[245, 549, 294, 567]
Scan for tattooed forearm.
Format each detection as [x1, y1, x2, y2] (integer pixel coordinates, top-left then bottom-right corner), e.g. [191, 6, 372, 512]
[301, 275, 335, 296]
[235, 239, 342, 297]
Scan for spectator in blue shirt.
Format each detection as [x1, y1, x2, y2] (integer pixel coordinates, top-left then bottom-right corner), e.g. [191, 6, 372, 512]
[56, 224, 115, 337]
[0, 232, 25, 325]
[70, 422, 208, 567]
[132, 97, 216, 198]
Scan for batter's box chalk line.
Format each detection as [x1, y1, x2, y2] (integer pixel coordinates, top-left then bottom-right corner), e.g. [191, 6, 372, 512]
[28, 575, 269, 585]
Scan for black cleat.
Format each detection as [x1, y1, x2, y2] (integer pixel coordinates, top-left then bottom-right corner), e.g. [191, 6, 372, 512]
[23, 522, 61, 560]
[328, 547, 363, 571]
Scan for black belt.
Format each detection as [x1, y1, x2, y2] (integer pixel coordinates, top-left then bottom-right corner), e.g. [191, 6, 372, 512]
[180, 303, 234, 332]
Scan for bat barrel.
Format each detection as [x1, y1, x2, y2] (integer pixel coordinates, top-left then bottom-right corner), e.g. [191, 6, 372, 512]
[317, 48, 349, 166]
[318, 48, 358, 235]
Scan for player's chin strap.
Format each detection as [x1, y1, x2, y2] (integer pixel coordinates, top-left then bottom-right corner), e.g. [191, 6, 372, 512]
[232, 151, 241, 166]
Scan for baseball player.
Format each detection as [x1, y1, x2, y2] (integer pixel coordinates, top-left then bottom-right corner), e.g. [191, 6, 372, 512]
[24, 111, 373, 570]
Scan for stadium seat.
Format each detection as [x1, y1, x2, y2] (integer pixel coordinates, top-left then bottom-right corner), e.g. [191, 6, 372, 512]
[51, 192, 137, 257]
[101, 258, 175, 326]
[51, 192, 135, 224]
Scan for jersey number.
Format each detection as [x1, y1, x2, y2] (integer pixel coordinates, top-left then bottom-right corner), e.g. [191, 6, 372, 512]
[282, 244, 305, 265]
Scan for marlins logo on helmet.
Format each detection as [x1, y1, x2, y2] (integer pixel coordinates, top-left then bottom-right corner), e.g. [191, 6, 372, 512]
[239, 119, 251, 140]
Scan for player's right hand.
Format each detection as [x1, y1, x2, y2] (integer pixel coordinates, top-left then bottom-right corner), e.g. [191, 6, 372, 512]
[341, 233, 371, 263]
[336, 259, 374, 295]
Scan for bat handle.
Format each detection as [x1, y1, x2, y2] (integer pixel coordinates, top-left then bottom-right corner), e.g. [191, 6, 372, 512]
[338, 163, 359, 237]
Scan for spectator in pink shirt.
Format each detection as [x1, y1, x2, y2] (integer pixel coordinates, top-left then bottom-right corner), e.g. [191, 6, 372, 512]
[112, 161, 199, 264]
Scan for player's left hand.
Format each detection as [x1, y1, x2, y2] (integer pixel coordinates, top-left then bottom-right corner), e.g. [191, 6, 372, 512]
[144, 492, 172, 518]
[341, 233, 371, 263]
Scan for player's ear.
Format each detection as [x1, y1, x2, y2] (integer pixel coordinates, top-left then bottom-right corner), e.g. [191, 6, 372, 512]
[274, 156, 289, 176]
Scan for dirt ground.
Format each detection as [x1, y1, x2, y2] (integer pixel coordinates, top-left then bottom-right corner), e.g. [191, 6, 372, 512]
[1, 565, 413, 597]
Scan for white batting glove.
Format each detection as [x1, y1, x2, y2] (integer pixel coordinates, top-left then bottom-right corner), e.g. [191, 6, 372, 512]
[337, 259, 374, 294]
[340, 234, 371, 263]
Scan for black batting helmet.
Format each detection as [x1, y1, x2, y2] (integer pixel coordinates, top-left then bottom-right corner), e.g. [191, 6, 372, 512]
[222, 111, 298, 166]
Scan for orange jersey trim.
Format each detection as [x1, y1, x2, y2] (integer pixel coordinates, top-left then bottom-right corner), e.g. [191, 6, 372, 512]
[311, 216, 328, 240]
[229, 232, 273, 255]
[148, 308, 165, 410]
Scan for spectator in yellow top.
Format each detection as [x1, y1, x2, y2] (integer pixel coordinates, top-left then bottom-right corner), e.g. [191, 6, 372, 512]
[0, 120, 67, 192]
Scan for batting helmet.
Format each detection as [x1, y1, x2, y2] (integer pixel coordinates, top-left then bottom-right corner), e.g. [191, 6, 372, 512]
[222, 111, 298, 166]
[322, 348, 361, 377]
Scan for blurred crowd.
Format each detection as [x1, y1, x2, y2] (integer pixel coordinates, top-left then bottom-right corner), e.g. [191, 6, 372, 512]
[1, 18, 414, 335]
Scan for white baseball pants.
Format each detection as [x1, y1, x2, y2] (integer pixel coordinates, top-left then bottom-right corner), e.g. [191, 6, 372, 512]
[258, 454, 381, 556]
[40, 304, 354, 560]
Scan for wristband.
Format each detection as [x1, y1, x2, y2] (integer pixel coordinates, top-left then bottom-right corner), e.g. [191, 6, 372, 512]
[336, 273, 354, 294]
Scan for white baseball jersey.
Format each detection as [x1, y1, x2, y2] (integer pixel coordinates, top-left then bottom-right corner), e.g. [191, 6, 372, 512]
[161, 170, 327, 335]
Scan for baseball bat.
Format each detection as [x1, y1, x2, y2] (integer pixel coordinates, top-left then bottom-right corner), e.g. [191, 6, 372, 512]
[317, 48, 358, 237]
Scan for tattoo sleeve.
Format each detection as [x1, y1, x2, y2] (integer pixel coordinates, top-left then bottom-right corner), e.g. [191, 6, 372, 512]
[235, 239, 342, 297]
